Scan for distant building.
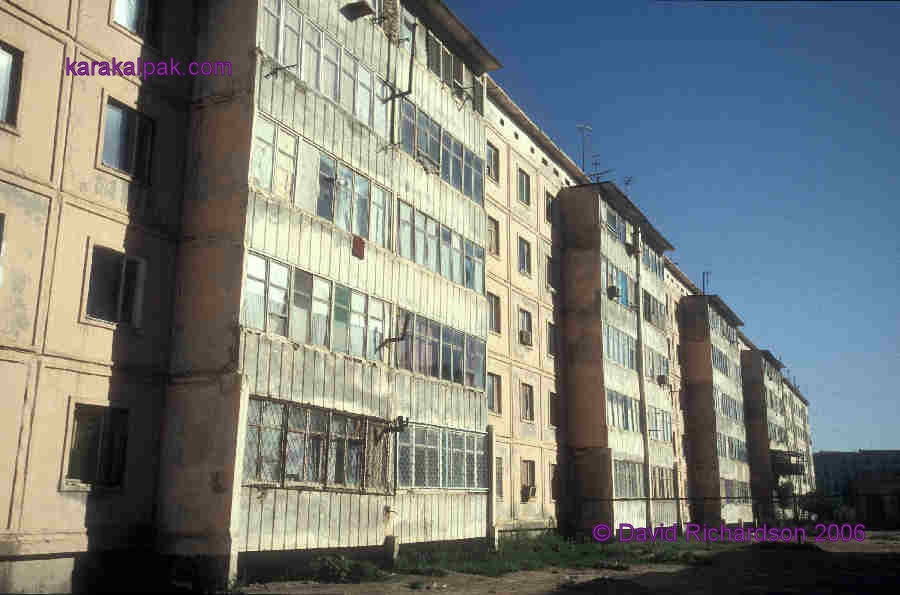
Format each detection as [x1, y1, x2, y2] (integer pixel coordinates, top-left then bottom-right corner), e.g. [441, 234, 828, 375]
[816, 450, 900, 503]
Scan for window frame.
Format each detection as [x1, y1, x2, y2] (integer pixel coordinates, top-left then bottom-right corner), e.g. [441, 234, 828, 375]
[487, 372, 502, 414]
[547, 321, 557, 357]
[520, 382, 535, 422]
[517, 169, 531, 205]
[243, 397, 393, 494]
[111, 0, 160, 47]
[61, 398, 129, 492]
[487, 216, 500, 256]
[517, 236, 531, 276]
[549, 392, 560, 428]
[518, 308, 533, 346]
[98, 95, 154, 184]
[487, 292, 501, 334]
[82, 240, 146, 330]
[486, 142, 499, 182]
[0, 41, 23, 129]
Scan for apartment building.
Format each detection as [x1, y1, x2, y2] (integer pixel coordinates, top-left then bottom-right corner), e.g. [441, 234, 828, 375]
[663, 258, 700, 526]
[557, 181, 679, 532]
[678, 294, 752, 525]
[741, 342, 814, 520]
[0, 0, 197, 592]
[0, 0, 504, 590]
[816, 450, 900, 503]
[481, 78, 586, 532]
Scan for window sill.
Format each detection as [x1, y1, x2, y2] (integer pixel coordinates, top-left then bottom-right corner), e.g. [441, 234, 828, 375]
[80, 315, 144, 336]
[59, 479, 122, 494]
[0, 121, 20, 136]
[96, 162, 150, 187]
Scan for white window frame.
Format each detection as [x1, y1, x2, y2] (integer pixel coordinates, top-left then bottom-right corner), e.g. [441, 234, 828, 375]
[0, 41, 23, 128]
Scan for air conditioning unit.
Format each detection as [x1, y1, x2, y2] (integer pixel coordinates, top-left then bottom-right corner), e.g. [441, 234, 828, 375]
[519, 330, 532, 346]
[352, 235, 365, 260]
[607, 285, 620, 299]
[657, 374, 668, 386]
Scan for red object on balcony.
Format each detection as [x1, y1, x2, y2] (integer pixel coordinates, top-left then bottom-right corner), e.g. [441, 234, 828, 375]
[352, 235, 365, 259]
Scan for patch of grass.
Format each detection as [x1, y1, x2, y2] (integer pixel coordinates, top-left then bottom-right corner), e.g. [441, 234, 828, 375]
[308, 554, 388, 583]
[395, 532, 728, 579]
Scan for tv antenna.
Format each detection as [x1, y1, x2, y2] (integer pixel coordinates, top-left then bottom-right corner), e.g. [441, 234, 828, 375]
[623, 176, 634, 190]
[576, 124, 592, 172]
[589, 155, 614, 182]
[702, 271, 711, 295]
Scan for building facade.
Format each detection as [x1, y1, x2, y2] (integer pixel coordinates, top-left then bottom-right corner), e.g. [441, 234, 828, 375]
[557, 181, 680, 532]
[815, 450, 900, 504]
[481, 79, 585, 532]
[1, 0, 822, 592]
[678, 295, 752, 525]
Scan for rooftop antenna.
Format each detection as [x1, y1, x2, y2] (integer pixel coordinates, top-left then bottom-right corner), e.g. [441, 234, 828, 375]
[702, 271, 711, 295]
[589, 155, 614, 182]
[576, 124, 592, 172]
[623, 176, 634, 190]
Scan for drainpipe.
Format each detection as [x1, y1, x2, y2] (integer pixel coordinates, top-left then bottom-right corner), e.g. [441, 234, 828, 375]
[634, 228, 653, 529]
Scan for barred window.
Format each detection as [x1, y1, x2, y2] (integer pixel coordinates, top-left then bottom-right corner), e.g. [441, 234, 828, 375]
[614, 460, 645, 498]
[244, 398, 392, 492]
[397, 424, 488, 490]
[650, 466, 675, 499]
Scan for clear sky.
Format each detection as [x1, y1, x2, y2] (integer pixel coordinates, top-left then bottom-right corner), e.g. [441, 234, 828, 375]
[448, 1, 900, 452]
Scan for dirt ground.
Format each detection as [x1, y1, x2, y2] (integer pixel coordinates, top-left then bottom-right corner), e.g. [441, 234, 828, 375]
[241, 530, 900, 595]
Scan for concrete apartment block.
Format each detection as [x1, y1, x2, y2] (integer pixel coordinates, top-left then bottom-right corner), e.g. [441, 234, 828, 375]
[678, 294, 752, 525]
[481, 78, 586, 532]
[556, 181, 678, 533]
[741, 342, 814, 521]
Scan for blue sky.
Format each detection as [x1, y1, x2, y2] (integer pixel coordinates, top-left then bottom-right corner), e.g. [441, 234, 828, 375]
[449, 1, 900, 452]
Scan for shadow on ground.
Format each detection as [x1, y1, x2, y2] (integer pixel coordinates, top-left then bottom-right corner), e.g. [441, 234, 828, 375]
[553, 541, 900, 595]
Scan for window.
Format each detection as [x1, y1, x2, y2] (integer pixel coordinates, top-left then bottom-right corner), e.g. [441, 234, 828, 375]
[426, 217, 439, 272]
[487, 217, 499, 256]
[102, 98, 153, 181]
[415, 316, 440, 378]
[648, 406, 673, 443]
[401, 99, 416, 155]
[545, 192, 553, 223]
[114, 0, 158, 45]
[487, 373, 501, 413]
[370, 184, 392, 249]
[546, 256, 557, 289]
[605, 206, 627, 244]
[521, 459, 535, 501]
[464, 240, 484, 293]
[374, 78, 390, 138]
[613, 460, 645, 499]
[495, 457, 503, 499]
[66, 404, 128, 487]
[643, 290, 667, 330]
[520, 383, 534, 421]
[440, 326, 464, 384]
[465, 336, 486, 389]
[86, 245, 145, 327]
[487, 292, 501, 333]
[398, 425, 487, 490]
[472, 76, 484, 116]
[518, 237, 531, 275]
[355, 64, 373, 126]
[441, 47, 453, 87]
[317, 153, 336, 220]
[302, 23, 321, 89]
[547, 322, 557, 356]
[517, 169, 530, 205]
[549, 393, 560, 427]
[395, 308, 413, 371]
[282, 4, 302, 77]
[244, 399, 392, 492]
[252, 117, 297, 197]
[518, 309, 532, 345]
[321, 36, 339, 101]
[417, 110, 441, 165]
[426, 31, 441, 76]
[486, 143, 499, 182]
[0, 43, 22, 126]
[606, 389, 641, 433]
[603, 323, 637, 371]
